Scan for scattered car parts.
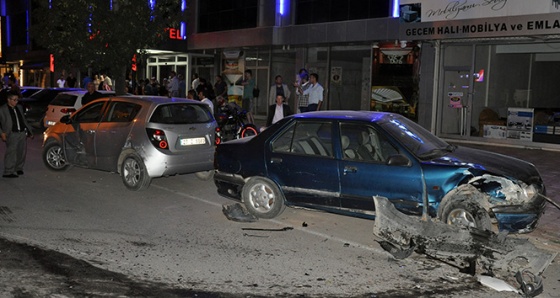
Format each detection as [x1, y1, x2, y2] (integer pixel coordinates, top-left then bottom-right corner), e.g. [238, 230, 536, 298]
[373, 196, 555, 296]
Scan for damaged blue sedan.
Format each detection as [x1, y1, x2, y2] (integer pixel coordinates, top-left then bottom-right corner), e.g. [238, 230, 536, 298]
[214, 111, 546, 233]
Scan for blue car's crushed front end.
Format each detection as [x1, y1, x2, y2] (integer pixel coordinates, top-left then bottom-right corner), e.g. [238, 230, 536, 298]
[428, 146, 547, 233]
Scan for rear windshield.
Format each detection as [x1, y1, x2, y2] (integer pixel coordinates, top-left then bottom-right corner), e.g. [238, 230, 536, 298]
[149, 103, 213, 124]
[50, 94, 79, 106]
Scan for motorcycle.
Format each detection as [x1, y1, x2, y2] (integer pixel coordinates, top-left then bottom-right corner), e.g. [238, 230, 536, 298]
[215, 101, 258, 144]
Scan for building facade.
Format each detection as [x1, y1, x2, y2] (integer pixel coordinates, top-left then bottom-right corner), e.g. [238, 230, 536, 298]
[4, 0, 560, 149]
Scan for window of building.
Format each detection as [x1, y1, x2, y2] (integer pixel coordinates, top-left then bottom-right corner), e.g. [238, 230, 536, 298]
[439, 42, 560, 145]
[295, 0, 390, 25]
[198, 0, 258, 33]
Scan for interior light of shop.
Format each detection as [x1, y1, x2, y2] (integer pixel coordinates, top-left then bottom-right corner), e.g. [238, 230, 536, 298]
[279, 0, 285, 15]
[392, 0, 400, 18]
[6, 15, 10, 46]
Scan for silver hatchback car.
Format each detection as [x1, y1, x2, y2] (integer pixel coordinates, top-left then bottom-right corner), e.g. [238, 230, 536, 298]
[42, 96, 217, 190]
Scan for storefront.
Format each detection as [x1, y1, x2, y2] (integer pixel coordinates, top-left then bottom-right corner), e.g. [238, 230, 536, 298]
[400, 0, 560, 149]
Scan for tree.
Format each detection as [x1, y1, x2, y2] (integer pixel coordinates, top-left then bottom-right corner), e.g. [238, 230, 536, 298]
[31, 0, 184, 94]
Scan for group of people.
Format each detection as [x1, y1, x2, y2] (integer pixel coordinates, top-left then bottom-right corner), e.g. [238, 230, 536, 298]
[265, 68, 324, 127]
[56, 73, 79, 88]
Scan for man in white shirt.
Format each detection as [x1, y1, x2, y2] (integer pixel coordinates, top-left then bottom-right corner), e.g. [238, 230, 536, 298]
[301, 73, 323, 112]
[198, 90, 214, 115]
[169, 71, 180, 97]
[56, 75, 66, 88]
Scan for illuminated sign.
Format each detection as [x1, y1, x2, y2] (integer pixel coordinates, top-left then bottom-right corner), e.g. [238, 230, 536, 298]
[168, 27, 185, 40]
[50, 54, 55, 72]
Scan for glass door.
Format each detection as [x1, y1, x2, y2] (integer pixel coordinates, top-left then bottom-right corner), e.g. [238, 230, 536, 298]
[439, 69, 472, 136]
[437, 44, 474, 138]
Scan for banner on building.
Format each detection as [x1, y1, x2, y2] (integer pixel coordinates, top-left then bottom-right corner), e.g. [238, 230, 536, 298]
[399, 0, 560, 23]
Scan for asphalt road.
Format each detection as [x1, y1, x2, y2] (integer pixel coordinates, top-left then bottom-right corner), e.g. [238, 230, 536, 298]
[0, 136, 559, 297]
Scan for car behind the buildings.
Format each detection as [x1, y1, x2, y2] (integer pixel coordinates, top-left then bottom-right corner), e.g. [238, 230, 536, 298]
[214, 111, 546, 233]
[43, 90, 115, 127]
[43, 96, 217, 190]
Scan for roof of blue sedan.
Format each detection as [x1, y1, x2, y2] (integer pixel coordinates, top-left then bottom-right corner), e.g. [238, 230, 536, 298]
[292, 110, 394, 122]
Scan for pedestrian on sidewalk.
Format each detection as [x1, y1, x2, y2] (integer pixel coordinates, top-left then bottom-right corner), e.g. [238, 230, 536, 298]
[0, 92, 34, 178]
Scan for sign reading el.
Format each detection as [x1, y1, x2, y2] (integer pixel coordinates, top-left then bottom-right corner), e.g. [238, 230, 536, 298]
[168, 28, 185, 40]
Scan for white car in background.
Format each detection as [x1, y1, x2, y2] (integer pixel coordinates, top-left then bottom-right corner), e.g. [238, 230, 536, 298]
[44, 90, 115, 126]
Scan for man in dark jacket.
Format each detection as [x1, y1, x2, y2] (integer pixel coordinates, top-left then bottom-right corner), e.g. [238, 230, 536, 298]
[0, 92, 34, 178]
[81, 82, 104, 105]
[266, 94, 292, 127]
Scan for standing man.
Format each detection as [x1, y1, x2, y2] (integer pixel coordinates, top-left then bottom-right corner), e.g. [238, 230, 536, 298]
[66, 73, 77, 88]
[266, 94, 292, 127]
[103, 73, 113, 91]
[268, 75, 291, 105]
[169, 71, 180, 97]
[302, 73, 324, 112]
[295, 73, 310, 113]
[0, 92, 34, 178]
[56, 75, 66, 88]
[81, 82, 104, 106]
[198, 89, 214, 115]
[213, 75, 227, 99]
[240, 70, 255, 123]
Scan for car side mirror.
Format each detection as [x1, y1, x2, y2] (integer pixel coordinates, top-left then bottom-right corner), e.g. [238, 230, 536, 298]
[387, 154, 411, 166]
[60, 115, 72, 124]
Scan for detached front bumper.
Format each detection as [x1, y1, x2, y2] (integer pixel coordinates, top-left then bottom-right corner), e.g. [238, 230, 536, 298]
[491, 194, 547, 233]
[214, 171, 245, 200]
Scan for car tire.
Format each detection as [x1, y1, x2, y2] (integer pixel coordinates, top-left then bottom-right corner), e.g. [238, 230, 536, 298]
[242, 177, 286, 219]
[195, 170, 214, 181]
[121, 154, 151, 191]
[440, 198, 492, 231]
[240, 124, 258, 138]
[42, 142, 69, 171]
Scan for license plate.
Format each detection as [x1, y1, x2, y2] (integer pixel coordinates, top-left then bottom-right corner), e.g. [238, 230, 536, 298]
[181, 137, 206, 146]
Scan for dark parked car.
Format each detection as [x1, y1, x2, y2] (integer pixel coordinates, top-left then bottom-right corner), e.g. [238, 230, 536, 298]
[19, 87, 82, 127]
[214, 111, 546, 233]
[43, 96, 217, 190]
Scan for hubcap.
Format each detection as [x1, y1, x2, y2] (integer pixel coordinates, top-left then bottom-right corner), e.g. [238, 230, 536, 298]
[47, 146, 66, 169]
[123, 158, 141, 186]
[447, 209, 476, 228]
[249, 184, 274, 212]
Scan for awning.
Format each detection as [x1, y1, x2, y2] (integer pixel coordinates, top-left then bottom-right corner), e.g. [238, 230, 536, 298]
[20, 61, 49, 69]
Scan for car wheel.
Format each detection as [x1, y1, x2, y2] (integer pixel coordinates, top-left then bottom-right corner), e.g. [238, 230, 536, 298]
[242, 177, 286, 219]
[195, 170, 214, 181]
[441, 198, 492, 231]
[42, 142, 69, 171]
[240, 124, 258, 138]
[121, 154, 151, 191]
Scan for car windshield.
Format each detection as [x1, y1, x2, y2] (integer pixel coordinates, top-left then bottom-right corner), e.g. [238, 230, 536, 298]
[150, 103, 213, 124]
[380, 115, 453, 159]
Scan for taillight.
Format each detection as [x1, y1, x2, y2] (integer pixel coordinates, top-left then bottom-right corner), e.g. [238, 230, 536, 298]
[146, 128, 169, 150]
[215, 127, 221, 145]
[60, 108, 76, 114]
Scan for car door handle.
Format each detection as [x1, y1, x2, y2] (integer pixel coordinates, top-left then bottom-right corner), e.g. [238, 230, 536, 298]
[270, 157, 282, 164]
[343, 166, 357, 175]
